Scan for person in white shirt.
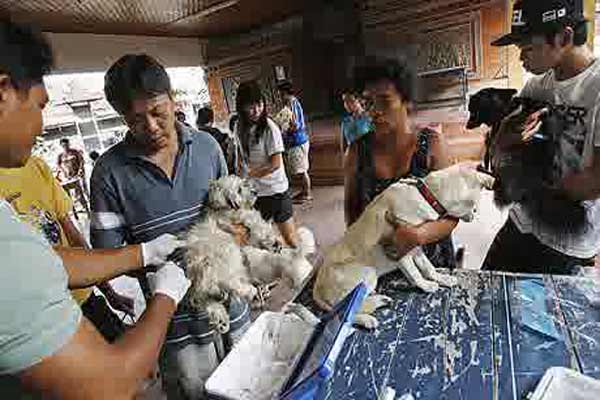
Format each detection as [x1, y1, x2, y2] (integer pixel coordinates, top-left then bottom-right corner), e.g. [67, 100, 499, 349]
[484, 0, 600, 273]
[235, 80, 299, 247]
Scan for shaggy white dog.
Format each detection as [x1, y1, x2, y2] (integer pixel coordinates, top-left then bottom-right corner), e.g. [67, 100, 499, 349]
[313, 163, 495, 329]
[184, 175, 315, 333]
[185, 216, 257, 333]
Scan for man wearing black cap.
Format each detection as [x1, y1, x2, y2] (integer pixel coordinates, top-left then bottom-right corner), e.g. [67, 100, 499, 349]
[483, 0, 600, 273]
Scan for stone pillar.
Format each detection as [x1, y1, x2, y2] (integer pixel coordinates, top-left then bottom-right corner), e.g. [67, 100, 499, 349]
[584, 0, 596, 49]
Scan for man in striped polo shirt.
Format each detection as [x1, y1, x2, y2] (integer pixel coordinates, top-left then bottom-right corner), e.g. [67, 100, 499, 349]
[90, 54, 250, 399]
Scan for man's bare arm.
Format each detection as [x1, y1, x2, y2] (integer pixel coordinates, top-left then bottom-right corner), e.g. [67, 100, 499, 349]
[59, 216, 135, 314]
[427, 130, 451, 170]
[20, 294, 176, 400]
[56, 221, 182, 289]
[394, 218, 459, 258]
[561, 148, 600, 201]
[55, 246, 142, 289]
[248, 153, 283, 178]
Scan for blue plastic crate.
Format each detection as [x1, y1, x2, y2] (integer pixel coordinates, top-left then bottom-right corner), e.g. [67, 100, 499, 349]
[278, 283, 368, 399]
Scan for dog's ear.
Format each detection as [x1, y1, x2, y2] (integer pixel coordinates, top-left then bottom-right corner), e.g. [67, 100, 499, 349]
[496, 89, 517, 105]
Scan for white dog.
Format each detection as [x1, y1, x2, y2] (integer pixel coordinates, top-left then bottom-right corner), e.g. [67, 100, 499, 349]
[185, 216, 258, 334]
[184, 175, 315, 333]
[313, 164, 495, 329]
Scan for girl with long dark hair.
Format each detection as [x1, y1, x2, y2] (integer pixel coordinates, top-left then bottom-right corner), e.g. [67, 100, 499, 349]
[235, 81, 298, 247]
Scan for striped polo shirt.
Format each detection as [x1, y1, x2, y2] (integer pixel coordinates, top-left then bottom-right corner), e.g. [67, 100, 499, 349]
[90, 122, 227, 247]
[90, 123, 252, 347]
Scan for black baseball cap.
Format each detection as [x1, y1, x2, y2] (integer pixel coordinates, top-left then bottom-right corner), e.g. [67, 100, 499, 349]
[492, 0, 587, 47]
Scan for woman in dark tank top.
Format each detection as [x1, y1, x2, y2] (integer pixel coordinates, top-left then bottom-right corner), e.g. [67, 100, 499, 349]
[345, 57, 458, 269]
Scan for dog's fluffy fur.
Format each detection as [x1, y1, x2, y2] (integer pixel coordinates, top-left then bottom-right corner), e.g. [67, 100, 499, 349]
[467, 88, 586, 233]
[313, 164, 495, 329]
[184, 175, 315, 333]
[242, 227, 315, 288]
[185, 216, 257, 334]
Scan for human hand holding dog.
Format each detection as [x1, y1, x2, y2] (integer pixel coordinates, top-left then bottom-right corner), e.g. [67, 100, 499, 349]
[148, 262, 191, 306]
[394, 218, 459, 257]
[496, 106, 534, 150]
[141, 234, 185, 267]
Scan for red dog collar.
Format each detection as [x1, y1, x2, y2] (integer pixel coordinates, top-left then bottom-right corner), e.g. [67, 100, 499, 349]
[414, 179, 448, 219]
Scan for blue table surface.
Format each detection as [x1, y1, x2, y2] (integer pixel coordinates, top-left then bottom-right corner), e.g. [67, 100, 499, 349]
[295, 270, 600, 400]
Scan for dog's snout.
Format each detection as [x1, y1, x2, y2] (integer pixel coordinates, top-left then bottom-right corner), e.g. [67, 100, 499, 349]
[272, 241, 283, 253]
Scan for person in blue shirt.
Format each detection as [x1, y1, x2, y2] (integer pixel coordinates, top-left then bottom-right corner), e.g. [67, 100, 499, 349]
[340, 91, 373, 153]
[277, 81, 312, 203]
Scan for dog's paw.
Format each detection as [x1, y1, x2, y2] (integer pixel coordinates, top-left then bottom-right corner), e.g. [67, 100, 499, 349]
[251, 283, 276, 309]
[214, 319, 230, 334]
[437, 274, 458, 287]
[417, 280, 439, 293]
[372, 294, 393, 309]
[354, 314, 379, 330]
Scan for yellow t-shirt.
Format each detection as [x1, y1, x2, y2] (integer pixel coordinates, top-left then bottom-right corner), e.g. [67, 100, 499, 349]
[0, 156, 92, 305]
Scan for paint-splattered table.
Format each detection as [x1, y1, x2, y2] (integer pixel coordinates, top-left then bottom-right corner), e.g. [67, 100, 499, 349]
[295, 270, 600, 400]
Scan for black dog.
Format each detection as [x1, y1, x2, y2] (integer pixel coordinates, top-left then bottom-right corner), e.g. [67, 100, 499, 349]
[467, 88, 587, 234]
[467, 88, 517, 172]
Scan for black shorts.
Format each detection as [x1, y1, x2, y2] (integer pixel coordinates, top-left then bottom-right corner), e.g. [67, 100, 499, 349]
[482, 218, 595, 274]
[254, 190, 293, 223]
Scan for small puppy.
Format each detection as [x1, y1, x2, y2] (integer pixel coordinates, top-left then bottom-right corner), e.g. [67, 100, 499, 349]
[466, 88, 517, 129]
[466, 88, 517, 171]
[313, 164, 494, 329]
[467, 88, 586, 233]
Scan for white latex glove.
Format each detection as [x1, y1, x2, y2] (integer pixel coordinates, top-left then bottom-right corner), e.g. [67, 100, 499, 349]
[148, 262, 191, 306]
[141, 233, 185, 267]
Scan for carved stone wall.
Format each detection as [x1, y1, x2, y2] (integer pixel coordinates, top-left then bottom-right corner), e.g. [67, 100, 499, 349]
[415, 19, 478, 74]
[360, 0, 510, 165]
[206, 50, 292, 123]
[204, 0, 513, 184]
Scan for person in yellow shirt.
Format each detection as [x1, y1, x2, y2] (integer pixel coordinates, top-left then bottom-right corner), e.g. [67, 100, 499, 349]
[0, 155, 134, 341]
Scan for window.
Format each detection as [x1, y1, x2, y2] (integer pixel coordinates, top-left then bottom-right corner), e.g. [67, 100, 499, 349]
[43, 127, 61, 140]
[71, 104, 92, 120]
[83, 137, 102, 152]
[43, 124, 78, 140]
[97, 117, 125, 131]
[78, 121, 97, 137]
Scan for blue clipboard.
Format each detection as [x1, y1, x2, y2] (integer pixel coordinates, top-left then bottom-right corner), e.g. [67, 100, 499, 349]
[278, 283, 368, 400]
[518, 279, 562, 341]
